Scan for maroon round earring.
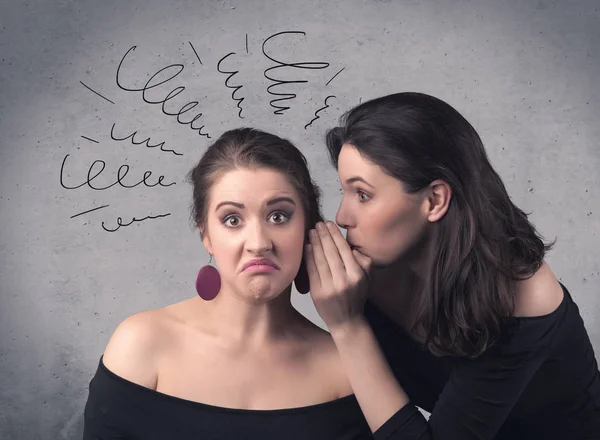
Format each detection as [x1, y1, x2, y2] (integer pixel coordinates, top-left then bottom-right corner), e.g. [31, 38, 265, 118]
[196, 254, 221, 301]
[294, 257, 310, 294]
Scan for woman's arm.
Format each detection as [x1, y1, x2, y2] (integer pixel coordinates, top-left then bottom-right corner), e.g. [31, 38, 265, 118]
[305, 221, 562, 439]
[329, 318, 411, 432]
[304, 222, 415, 432]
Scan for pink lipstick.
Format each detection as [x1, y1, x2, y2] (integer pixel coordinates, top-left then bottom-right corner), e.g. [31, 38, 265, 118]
[241, 258, 280, 273]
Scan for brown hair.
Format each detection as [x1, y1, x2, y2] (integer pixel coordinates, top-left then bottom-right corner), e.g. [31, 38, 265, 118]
[326, 92, 554, 358]
[186, 127, 323, 234]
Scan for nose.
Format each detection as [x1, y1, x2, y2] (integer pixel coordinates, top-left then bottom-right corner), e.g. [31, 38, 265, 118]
[244, 220, 272, 254]
[335, 196, 354, 230]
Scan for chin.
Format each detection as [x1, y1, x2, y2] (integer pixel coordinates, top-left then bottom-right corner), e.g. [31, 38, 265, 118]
[244, 277, 290, 302]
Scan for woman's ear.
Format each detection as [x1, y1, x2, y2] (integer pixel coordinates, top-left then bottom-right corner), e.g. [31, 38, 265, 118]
[199, 225, 213, 255]
[425, 179, 452, 222]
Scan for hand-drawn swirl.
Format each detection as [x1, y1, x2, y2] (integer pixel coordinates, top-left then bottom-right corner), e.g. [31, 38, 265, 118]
[116, 45, 211, 139]
[262, 31, 329, 115]
[110, 123, 183, 156]
[305, 95, 336, 129]
[217, 52, 245, 119]
[102, 212, 172, 232]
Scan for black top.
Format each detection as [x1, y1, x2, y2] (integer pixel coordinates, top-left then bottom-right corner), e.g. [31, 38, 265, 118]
[366, 283, 600, 439]
[83, 357, 373, 440]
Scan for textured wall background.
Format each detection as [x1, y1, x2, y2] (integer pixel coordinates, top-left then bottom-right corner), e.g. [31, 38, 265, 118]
[1, 0, 599, 438]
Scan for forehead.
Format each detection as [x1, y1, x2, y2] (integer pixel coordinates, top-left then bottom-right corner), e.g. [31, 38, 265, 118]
[338, 144, 382, 180]
[209, 167, 299, 205]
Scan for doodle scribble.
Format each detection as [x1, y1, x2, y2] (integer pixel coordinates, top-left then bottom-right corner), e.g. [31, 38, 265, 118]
[305, 95, 336, 130]
[80, 81, 115, 104]
[102, 212, 171, 232]
[217, 52, 245, 118]
[70, 205, 109, 219]
[60, 154, 176, 191]
[326, 67, 345, 86]
[262, 31, 329, 115]
[188, 41, 203, 65]
[81, 136, 99, 144]
[110, 123, 183, 156]
[116, 45, 211, 139]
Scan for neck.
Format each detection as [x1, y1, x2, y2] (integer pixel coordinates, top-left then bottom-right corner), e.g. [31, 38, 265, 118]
[198, 284, 303, 348]
[368, 248, 428, 324]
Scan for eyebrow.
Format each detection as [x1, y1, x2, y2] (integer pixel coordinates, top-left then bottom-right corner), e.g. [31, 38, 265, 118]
[345, 177, 374, 188]
[215, 197, 296, 211]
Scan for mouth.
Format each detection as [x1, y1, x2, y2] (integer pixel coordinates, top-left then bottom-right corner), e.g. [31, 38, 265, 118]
[241, 258, 280, 273]
[347, 240, 360, 251]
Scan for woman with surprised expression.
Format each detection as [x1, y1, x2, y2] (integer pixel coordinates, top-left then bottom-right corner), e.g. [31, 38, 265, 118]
[83, 128, 372, 440]
[305, 92, 600, 440]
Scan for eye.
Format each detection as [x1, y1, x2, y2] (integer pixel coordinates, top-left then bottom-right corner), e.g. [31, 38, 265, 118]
[357, 190, 371, 202]
[269, 211, 290, 224]
[223, 215, 241, 227]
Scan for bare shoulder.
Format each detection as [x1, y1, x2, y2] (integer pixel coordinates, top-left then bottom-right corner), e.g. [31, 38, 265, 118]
[513, 261, 564, 318]
[102, 308, 172, 389]
[304, 325, 354, 398]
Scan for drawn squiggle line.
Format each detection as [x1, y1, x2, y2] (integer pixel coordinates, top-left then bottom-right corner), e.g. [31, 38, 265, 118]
[262, 31, 329, 115]
[116, 45, 211, 140]
[217, 52, 245, 119]
[304, 95, 336, 130]
[102, 212, 171, 232]
[110, 123, 183, 156]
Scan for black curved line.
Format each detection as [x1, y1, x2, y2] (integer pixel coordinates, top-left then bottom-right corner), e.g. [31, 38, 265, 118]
[216, 52, 245, 119]
[261, 31, 330, 115]
[304, 95, 336, 130]
[110, 123, 183, 156]
[101, 212, 171, 233]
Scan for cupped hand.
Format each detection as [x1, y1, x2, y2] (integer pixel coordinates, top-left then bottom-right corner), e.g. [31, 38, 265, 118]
[304, 221, 372, 335]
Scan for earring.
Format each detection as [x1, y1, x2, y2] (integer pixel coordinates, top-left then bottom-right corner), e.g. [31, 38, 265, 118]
[196, 254, 221, 301]
[294, 256, 310, 294]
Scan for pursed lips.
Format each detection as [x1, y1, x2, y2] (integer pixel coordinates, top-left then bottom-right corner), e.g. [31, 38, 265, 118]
[347, 239, 360, 250]
[241, 258, 280, 272]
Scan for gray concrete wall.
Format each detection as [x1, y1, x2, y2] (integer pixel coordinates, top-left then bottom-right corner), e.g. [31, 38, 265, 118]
[1, 0, 598, 438]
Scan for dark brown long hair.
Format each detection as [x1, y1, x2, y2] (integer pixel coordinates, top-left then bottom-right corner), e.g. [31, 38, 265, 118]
[326, 92, 554, 358]
[186, 127, 323, 234]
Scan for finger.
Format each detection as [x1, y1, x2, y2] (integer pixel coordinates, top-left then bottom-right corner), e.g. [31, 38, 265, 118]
[316, 222, 346, 277]
[352, 249, 373, 277]
[303, 244, 322, 289]
[309, 228, 333, 283]
[325, 221, 363, 273]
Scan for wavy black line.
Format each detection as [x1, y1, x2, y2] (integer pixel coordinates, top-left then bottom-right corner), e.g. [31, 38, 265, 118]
[304, 95, 336, 130]
[110, 123, 183, 156]
[116, 45, 211, 140]
[216, 52, 245, 119]
[102, 212, 171, 233]
[262, 31, 329, 115]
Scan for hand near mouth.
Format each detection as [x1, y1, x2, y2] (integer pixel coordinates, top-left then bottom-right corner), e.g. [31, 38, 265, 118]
[304, 221, 372, 336]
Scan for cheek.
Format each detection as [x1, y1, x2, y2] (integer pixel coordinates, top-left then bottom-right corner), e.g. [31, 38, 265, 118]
[365, 204, 425, 263]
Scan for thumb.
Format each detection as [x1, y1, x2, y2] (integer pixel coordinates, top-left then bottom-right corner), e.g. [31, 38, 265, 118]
[352, 249, 372, 274]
